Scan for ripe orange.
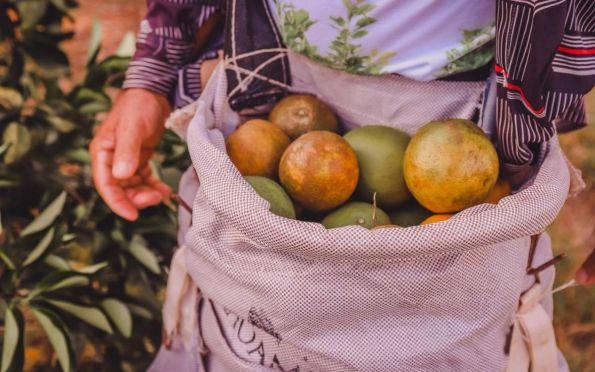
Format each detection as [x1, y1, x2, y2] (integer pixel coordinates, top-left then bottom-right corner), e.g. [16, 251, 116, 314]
[483, 178, 512, 204]
[420, 214, 454, 225]
[269, 95, 338, 139]
[226, 119, 291, 178]
[279, 131, 358, 211]
[404, 119, 499, 213]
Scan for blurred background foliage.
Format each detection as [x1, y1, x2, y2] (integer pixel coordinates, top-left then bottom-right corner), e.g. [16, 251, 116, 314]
[551, 92, 595, 372]
[0, 0, 593, 371]
[0, 0, 188, 370]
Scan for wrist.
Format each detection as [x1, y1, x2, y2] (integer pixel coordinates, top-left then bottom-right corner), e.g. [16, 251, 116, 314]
[122, 88, 171, 119]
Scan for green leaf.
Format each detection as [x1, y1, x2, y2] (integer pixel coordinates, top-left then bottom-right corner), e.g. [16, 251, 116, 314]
[86, 18, 102, 66]
[110, 230, 126, 243]
[0, 250, 15, 270]
[0, 144, 9, 157]
[20, 191, 66, 237]
[1, 307, 24, 372]
[46, 300, 113, 334]
[84, 56, 130, 88]
[30, 307, 74, 372]
[73, 262, 108, 274]
[49, 0, 69, 12]
[64, 148, 90, 164]
[44, 254, 70, 271]
[100, 56, 131, 71]
[343, 0, 356, 17]
[354, 3, 375, 15]
[72, 88, 110, 114]
[32, 271, 89, 298]
[22, 227, 55, 266]
[0, 179, 18, 188]
[352, 30, 368, 39]
[72, 87, 109, 104]
[294, 10, 309, 25]
[61, 233, 76, 242]
[21, 38, 70, 73]
[46, 116, 76, 133]
[356, 16, 376, 29]
[128, 239, 161, 274]
[47, 276, 89, 292]
[116, 32, 136, 57]
[101, 299, 132, 338]
[16, 0, 49, 29]
[78, 101, 110, 115]
[0, 88, 23, 109]
[126, 303, 154, 320]
[0, 300, 6, 322]
[330, 16, 346, 27]
[2, 122, 31, 165]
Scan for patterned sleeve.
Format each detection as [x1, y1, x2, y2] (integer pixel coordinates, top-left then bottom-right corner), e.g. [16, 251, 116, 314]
[495, 0, 595, 171]
[122, 0, 222, 99]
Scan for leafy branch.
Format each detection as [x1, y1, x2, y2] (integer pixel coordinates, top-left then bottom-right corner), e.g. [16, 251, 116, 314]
[0, 1, 186, 370]
[275, 0, 396, 75]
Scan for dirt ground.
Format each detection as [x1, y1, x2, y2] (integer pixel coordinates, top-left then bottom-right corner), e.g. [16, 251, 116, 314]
[66, 1, 594, 370]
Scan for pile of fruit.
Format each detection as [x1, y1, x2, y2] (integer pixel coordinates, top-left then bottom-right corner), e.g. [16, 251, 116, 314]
[226, 95, 511, 229]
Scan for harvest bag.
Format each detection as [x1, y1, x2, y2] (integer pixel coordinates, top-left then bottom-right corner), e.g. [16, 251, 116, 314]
[158, 50, 570, 372]
[150, 1, 573, 371]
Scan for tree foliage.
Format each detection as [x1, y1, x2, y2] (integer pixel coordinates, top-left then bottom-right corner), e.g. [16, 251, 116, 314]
[0, 1, 188, 370]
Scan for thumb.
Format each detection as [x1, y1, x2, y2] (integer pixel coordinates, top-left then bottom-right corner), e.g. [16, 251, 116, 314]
[113, 123, 143, 179]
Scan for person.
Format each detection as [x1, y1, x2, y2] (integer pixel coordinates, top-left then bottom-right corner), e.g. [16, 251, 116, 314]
[90, 0, 595, 369]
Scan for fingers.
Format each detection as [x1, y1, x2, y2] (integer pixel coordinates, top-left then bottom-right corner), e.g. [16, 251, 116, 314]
[93, 147, 140, 221]
[90, 89, 172, 219]
[113, 121, 144, 179]
[146, 176, 172, 198]
[126, 186, 163, 209]
[139, 164, 172, 198]
[92, 142, 171, 220]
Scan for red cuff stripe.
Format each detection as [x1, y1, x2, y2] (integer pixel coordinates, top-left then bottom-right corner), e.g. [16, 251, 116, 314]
[558, 46, 595, 55]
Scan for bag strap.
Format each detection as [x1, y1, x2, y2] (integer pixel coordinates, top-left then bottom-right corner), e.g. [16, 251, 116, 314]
[505, 283, 558, 372]
[505, 234, 564, 372]
[223, 0, 291, 111]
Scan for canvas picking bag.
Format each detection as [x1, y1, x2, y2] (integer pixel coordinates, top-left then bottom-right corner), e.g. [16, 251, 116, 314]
[148, 45, 575, 371]
[147, 1, 576, 370]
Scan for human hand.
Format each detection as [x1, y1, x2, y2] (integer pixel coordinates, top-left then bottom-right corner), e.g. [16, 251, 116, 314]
[575, 248, 595, 285]
[90, 88, 172, 221]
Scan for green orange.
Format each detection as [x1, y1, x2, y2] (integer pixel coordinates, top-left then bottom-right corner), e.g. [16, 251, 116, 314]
[322, 202, 390, 229]
[344, 125, 411, 208]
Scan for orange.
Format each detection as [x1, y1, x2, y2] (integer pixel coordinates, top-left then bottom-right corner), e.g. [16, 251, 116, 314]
[483, 178, 512, 204]
[421, 214, 454, 225]
[343, 125, 411, 208]
[269, 95, 338, 139]
[226, 119, 291, 178]
[279, 131, 358, 211]
[321, 202, 391, 229]
[404, 119, 499, 213]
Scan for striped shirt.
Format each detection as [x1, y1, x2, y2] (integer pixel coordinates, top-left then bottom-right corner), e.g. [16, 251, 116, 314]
[123, 0, 595, 168]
